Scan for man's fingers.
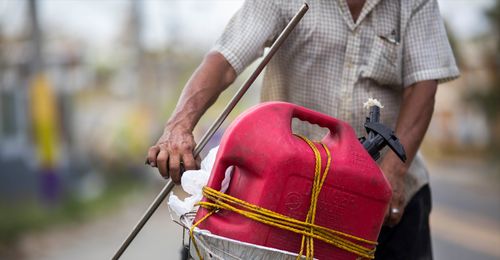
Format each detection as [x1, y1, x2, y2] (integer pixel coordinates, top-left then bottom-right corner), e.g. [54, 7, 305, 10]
[169, 154, 181, 184]
[157, 150, 169, 178]
[182, 153, 196, 171]
[387, 195, 405, 227]
[387, 207, 404, 227]
[146, 146, 160, 167]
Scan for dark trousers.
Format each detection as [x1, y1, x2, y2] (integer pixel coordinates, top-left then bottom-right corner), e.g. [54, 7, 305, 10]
[375, 185, 433, 260]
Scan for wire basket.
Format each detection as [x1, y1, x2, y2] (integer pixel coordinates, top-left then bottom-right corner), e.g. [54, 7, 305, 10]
[171, 210, 315, 260]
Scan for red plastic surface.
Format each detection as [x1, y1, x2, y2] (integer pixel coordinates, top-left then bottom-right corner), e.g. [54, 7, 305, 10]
[194, 102, 392, 259]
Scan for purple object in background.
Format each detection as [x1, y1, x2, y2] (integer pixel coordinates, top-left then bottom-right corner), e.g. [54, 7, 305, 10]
[40, 168, 61, 205]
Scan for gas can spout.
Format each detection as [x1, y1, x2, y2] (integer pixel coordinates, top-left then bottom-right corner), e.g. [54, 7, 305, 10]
[359, 101, 407, 163]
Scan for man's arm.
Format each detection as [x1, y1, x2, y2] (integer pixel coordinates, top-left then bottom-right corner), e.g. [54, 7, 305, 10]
[146, 51, 237, 183]
[145, 0, 285, 183]
[380, 80, 437, 226]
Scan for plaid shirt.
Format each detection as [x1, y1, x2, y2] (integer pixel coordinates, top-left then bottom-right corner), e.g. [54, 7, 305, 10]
[212, 0, 459, 202]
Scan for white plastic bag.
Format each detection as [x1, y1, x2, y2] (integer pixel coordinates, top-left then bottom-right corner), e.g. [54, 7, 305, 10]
[168, 146, 233, 217]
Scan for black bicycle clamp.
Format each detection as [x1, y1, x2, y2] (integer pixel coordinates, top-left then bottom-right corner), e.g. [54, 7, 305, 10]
[359, 105, 407, 163]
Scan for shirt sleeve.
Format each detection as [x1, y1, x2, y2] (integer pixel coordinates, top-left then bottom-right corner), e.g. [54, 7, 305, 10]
[402, 0, 460, 87]
[212, 0, 285, 75]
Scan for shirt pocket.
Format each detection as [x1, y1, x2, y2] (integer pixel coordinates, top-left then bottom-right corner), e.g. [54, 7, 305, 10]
[360, 35, 403, 88]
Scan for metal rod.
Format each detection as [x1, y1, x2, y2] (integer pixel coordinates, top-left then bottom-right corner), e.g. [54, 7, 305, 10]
[193, 3, 309, 156]
[112, 4, 308, 259]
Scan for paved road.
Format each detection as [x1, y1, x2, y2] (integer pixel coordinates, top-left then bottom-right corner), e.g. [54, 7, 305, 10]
[429, 159, 500, 260]
[18, 184, 186, 260]
[17, 159, 500, 260]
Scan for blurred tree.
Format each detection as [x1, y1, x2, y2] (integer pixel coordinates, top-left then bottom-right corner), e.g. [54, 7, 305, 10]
[445, 21, 463, 68]
[467, 1, 500, 158]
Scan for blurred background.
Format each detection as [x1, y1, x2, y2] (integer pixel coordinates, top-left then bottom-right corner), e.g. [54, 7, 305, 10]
[0, 0, 498, 259]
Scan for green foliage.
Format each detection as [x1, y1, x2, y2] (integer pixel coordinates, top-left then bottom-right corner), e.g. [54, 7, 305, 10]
[466, 0, 500, 158]
[486, 1, 500, 37]
[0, 178, 141, 245]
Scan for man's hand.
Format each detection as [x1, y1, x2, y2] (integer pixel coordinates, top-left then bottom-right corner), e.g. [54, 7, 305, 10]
[145, 51, 236, 183]
[146, 126, 198, 184]
[379, 80, 438, 227]
[381, 162, 406, 227]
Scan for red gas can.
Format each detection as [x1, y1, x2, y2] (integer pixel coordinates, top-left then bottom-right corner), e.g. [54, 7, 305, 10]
[194, 102, 392, 259]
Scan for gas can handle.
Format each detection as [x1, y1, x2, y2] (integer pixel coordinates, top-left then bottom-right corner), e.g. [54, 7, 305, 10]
[291, 105, 345, 138]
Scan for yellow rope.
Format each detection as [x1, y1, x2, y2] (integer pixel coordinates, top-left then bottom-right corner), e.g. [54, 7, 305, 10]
[297, 137, 331, 259]
[189, 135, 377, 259]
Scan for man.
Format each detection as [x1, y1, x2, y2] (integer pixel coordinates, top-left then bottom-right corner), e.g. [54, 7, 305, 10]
[146, 0, 459, 259]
